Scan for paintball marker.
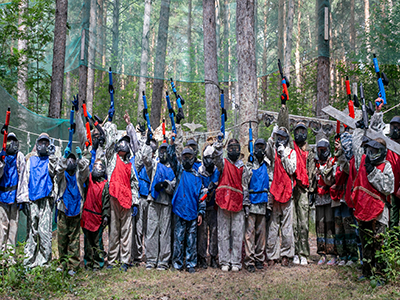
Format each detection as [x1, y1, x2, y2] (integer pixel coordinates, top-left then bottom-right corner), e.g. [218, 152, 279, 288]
[278, 59, 290, 104]
[170, 78, 185, 124]
[220, 90, 227, 141]
[86, 110, 106, 138]
[162, 119, 166, 143]
[67, 106, 76, 150]
[345, 76, 355, 119]
[108, 67, 115, 122]
[372, 54, 389, 106]
[1, 107, 10, 160]
[249, 121, 254, 163]
[142, 91, 152, 139]
[82, 100, 93, 148]
[165, 91, 177, 141]
[360, 83, 369, 129]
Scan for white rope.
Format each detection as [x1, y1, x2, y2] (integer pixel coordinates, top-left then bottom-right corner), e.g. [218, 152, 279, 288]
[383, 102, 400, 115]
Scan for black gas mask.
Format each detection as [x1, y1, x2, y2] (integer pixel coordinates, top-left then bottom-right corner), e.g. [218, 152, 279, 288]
[227, 142, 241, 162]
[254, 138, 267, 161]
[365, 140, 387, 165]
[182, 148, 195, 171]
[294, 124, 307, 144]
[275, 130, 289, 149]
[66, 157, 77, 175]
[203, 155, 214, 174]
[6, 134, 19, 156]
[36, 136, 50, 156]
[92, 161, 106, 180]
[390, 123, 400, 140]
[316, 139, 330, 162]
[92, 133, 105, 150]
[158, 143, 168, 164]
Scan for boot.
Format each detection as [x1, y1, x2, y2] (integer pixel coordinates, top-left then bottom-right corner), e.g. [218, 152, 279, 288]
[210, 256, 218, 269]
[198, 256, 208, 269]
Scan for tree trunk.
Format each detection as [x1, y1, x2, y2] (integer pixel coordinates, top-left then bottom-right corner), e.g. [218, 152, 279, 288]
[49, 0, 69, 118]
[261, 3, 270, 103]
[350, 0, 355, 52]
[137, 0, 152, 122]
[86, 0, 97, 114]
[188, 0, 194, 81]
[78, 1, 90, 110]
[203, 0, 220, 132]
[237, 0, 257, 145]
[150, 0, 171, 129]
[284, 0, 295, 80]
[96, 0, 104, 87]
[295, 0, 301, 88]
[223, 0, 230, 109]
[277, 0, 285, 61]
[17, 0, 28, 107]
[316, 0, 330, 124]
[112, 0, 120, 69]
[364, 0, 370, 52]
[65, 71, 71, 117]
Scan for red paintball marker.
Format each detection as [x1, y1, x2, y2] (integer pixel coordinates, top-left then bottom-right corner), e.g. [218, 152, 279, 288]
[162, 119, 166, 144]
[1, 107, 10, 160]
[82, 101, 92, 148]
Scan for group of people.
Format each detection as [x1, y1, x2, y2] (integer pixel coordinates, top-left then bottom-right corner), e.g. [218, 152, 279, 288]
[0, 96, 398, 279]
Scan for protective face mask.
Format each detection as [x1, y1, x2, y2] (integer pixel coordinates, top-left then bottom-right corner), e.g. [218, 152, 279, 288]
[6, 140, 19, 155]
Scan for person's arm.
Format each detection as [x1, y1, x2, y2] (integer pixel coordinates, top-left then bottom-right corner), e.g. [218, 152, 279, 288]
[281, 147, 297, 175]
[17, 156, 30, 203]
[78, 150, 91, 183]
[242, 164, 251, 207]
[367, 161, 395, 196]
[321, 159, 335, 186]
[102, 182, 111, 220]
[370, 111, 386, 132]
[130, 164, 139, 205]
[164, 175, 176, 195]
[75, 111, 88, 150]
[209, 139, 225, 173]
[352, 128, 364, 171]
[125, 113, 140, 155]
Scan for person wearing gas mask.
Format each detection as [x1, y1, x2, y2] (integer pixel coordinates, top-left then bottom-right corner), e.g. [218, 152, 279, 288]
[185, 139, 201, 172]
[104, 130, 139, 272]
[330, 132, 358, 266]
[171, 147, 206, 273]
[244, 138, 270, 272]
[197, 143, 220, 269]
[142, 136, 176, 270]
[352, 138, 394, 278]
[265, 127, 297, 267]
[55, 146, 90, 275]
[313, 138, 337, 266]
[204, 137, 251, 272]
[387, 117, 400, 230]
[18, 133, 57, 268]
[0, 133, 25, 258]
[291, 123, 315, 266]
[80, 159, 110, 271]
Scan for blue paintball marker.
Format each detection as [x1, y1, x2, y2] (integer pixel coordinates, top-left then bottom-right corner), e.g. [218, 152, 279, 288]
[67, 106, 76, 150]
[372, 54, 389, 107]
[142, 91, 152, 139]
[165, 91, 176, 141]
[248, 121, 254, 163]
[108, 67, 115, 121]
[220, 90, 227, 141]
[170, 78, 185, 124]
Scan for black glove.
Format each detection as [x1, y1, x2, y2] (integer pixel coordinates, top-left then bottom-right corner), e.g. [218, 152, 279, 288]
[308, 193, 316, 207]
[154, 181, 168, 192]
[176, 108, 185, 124]
[265, 208, 272, 224]
[365, 155, 374, 174]
[146, 130, 152, 146]
[281, 93, 288, 105]
[355, 119, 365, 129]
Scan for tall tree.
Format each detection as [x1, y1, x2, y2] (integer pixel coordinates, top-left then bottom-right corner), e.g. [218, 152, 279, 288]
[277, 0, 285, 61]
[294, 0, 301, 87]
[203, 0, 220, 132]
[49, 0, 69, 118]
[364, 0, 370, 52]
[150, 0, 171, 128]
[188, 0, 193, 80]
[112, 0, 120, 69]
[78, 0, 90, 110]
[137, 0, 152, 122]
[284, 0, 295, 80]
[350, 0, 355, 52]
[86, 0, 97, 113]
[17, 0, 28, 107]
[237, 0, 257, 145]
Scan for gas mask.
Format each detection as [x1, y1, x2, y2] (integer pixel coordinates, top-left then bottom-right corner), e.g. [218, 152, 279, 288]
[275, 130, 289, 149]
[66, 158, 77, 175]
[294, 125, 307, 144]
[227, 143, 241, 162]
[158, 146, 168, 164]
[390, 124, 400, 140]
[36, 138, 50, 156]
[365, 140, 386, 165]
[115, 139, 130, 154]
[186, 139, 199, 158]
[6, 139, 19, 156]
[150, 139, 158, 154]
[182, 148, 195, 171]
[92, 161, 106, 180]
[203, 155, 214, 174]
[316, 139, 330, 162]
[254, 138, 267, 160]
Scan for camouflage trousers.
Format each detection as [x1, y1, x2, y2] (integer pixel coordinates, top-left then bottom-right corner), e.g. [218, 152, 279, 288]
[146, 201, 171, 269]
[292, 186, 310, 257]
[57, 211, 81, 270]
[0, 202, 19, 255]
[244, 213, 266, 267]
[333, 202, 358, 261]
[173, 215, 197, 269]
[24, 197, 53, 268]
[83, 226, 105, 269]
[217, 208, 244, 269]
[316, 203, 337, 256]
[131, 197, 148, 263]
[197, 206, 218, 259]
[108, 197, 132, 265]
[267, 199, 294, 260]
[389, 194, 400, 230]
[359, 220, 386, 277]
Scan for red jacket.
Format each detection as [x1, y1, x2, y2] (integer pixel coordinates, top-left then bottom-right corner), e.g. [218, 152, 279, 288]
[109, 155, 132, 209]
[216, 158, 243, 212]
[270, 151, 293, 203]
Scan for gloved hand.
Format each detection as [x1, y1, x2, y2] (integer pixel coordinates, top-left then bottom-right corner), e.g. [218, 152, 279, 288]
[281, 92, 288, 105]
[48, 139, 56, 155]
[308, 193, 316, 207]
[244, 206, 250, 218]
[108, 107, 115, 122]
[207, 181, 216, 193]
[277, 145, 285, 157]
[98, 136, 105, 148]
[265, 208, 272, 224]
[217, 131, 224, 141]
[138, 122, 146, 133]
[131, 205, 138, 217]
[365, 155, 374, 174]
[154, 181, 167, 192]
[72, 94, 79, 112]
[178, 94, 185, 106]
[22, 202, 31, 217]
[76, 146, 82, 159]
[64, 146, 71, 158]
[176, 108, 185, 124]
[355, 119, 365, 129]
[146, 130, 152, 146]
[102, 216, 109, 227]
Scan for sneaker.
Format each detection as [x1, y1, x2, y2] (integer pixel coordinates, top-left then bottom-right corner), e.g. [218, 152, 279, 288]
[293, 255, 300, 265]
[246, 265, 255, 273]
[338, 260, 346, 266]
[221, 265, 229, 272]
[318, 255, 326, 265]
[231, 266, 240, 272]
[345, 260, 355, 267]
[157, 266, 167, 271]
[67, 270, 76, 276]
[198, 257, 208, 269]
[56, 267, 63, 272]
[120, 263, 129, 272]
[300, 256, 308, 266]
[210, 256, 218, 269]
[146, 265, 154, 271]
[327, 256, 337, 266]
[187, 267, 195, 273]
[281, 256, 289, 267]
[255, 261, 264, 270]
